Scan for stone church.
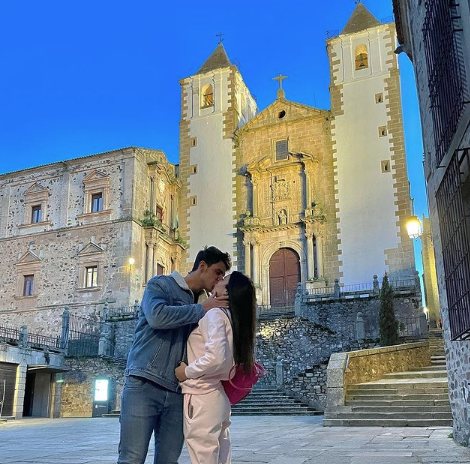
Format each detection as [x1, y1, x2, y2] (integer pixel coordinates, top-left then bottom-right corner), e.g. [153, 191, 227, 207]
[0, 5, 418, 418]
[179, 4, 415, 307]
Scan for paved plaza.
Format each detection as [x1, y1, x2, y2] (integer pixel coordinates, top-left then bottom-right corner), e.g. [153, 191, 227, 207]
[0, 416, 469, 463]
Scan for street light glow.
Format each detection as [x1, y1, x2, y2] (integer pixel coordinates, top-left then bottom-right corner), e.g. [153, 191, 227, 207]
[406, 215, 422, 239]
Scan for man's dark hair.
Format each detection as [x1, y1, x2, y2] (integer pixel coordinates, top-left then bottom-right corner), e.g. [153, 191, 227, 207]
[191, 246, 231, 272]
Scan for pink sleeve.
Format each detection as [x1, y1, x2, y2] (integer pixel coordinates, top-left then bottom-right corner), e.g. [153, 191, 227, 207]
[185, 309, 230, 379]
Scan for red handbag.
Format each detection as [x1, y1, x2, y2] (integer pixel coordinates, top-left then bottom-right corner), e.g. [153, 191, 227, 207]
[222, 362, 265, 405]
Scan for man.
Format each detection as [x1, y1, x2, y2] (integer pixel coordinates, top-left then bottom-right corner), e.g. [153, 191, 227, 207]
[117, 246, 231, 464]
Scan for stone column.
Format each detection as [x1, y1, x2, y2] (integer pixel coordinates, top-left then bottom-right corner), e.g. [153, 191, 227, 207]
[244, 240, 251, 277]
[146, 242, 154, 281]
[306, 234, 315, 280]
[252, 242, 259, 286]
[316, 235, 324, 278]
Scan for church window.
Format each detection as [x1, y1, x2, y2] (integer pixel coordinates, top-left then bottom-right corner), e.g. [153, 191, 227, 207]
[275, 139, 289, 161]
[201, 84, 214, 108]
[278, 110, 286, 119]
[191, 165, 198, 174]
[375, 93, 383, 104]
[190, 196, 197, 206]
[23, 274, 34, 296]
[378, 126, 388, 137]
[157, 263, 165, 275]
[190, 137, 197, 147]
[381, 160, 391, 173]
[31, 205, 42, 224]
[355, 44, 368, 70]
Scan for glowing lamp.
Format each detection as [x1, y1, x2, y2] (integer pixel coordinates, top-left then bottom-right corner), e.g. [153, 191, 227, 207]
[406, 215, 422, 239]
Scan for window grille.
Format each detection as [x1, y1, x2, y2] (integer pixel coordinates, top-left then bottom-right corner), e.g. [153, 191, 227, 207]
[436, 148, 470, 340]
[423, 0, 468, 166]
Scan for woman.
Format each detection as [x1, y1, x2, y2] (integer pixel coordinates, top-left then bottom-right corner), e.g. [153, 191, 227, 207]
[175, 271, 256, 464]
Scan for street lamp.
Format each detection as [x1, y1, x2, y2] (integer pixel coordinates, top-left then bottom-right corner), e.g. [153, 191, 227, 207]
[406, 215, 422, 239]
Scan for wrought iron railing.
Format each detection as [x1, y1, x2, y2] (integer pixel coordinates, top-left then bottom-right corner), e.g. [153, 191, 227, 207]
[64, 314, 101, 357]
[0, 325, 20, 345]
[436, 149, 470, 340]
[305, 278, 418, 298]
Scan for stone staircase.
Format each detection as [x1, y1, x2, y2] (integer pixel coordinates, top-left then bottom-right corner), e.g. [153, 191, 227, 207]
[324, 331, 452, 426]
[231, 387, 322, 416]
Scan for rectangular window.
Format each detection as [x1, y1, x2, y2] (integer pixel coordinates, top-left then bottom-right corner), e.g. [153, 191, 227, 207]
[276, 140, 289, 161]
[31, 205, 42, 223]
[381, 160, 391, 173]
[91, 193, 103, 213]
[23, 275, 34, 296]
[378, 126, 388, 137]
[375, 93, 383, 104]
[85, 266, 98, 288]
[157, 263, 165, 275]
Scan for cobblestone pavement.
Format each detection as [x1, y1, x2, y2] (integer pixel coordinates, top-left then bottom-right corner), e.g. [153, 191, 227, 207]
[1, 416, 469, 463]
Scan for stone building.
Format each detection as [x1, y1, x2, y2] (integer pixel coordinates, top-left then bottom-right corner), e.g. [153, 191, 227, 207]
[0, 147, 184, 333]
[393, 0, 470, 447]
[178, 4, 416, 306]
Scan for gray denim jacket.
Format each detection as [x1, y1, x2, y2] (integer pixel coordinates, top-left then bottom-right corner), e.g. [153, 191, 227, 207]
[125, 271, 205, 392]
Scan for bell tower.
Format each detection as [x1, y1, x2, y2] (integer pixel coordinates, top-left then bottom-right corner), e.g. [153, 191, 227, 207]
[327, 4, 415, 284]
[178, 43, 257, 270]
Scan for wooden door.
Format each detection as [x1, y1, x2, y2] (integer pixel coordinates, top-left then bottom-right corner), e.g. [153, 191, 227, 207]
[269, 248, 300, 307]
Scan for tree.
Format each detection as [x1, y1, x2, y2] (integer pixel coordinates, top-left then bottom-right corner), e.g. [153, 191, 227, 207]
[379, 273, 399, 346]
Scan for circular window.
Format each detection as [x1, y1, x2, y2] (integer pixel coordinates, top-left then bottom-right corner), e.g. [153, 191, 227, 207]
[278, 110, 286, 119]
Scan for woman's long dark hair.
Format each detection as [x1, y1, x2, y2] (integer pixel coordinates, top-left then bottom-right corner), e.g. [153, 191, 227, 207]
[226, 271, 256, 373]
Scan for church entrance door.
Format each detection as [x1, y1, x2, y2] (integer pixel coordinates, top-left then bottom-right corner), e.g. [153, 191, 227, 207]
[269, 248, 300, 307]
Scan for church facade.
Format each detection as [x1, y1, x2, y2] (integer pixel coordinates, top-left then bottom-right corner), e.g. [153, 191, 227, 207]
[178, 4, 416, 307]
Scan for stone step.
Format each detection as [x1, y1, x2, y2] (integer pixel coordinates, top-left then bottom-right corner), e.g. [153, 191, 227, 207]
[328, 411, 452, 420]
[383, 370, 447, 379]
[347, 393, 449, 401]
[350, 405, 451, 413]
[233, 402, 307, 409]
[347, 387, 448, 395]
[323, 418, 453, 427]
[232, 410, 318, 416]
[344, 399, 450, 407]
[415, 365, 446, 371]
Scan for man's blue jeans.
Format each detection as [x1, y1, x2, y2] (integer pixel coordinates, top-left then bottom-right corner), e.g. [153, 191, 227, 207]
[117, 375, 184, 464]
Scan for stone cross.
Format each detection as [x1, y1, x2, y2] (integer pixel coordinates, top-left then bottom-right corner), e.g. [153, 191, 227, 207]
[273, 74, 288, 99]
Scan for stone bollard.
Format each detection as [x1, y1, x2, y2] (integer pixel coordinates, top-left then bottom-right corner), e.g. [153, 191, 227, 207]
[373, 274, 380, 294]
[19, 325, 28, 348]
[334, 279, 341, 298]
[355, 312, 365, 342]
[60, 308, 70, 351]
[99, 322, 114, 357]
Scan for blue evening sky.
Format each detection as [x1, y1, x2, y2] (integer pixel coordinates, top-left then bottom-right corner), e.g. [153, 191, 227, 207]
[0, 0, 427, 276]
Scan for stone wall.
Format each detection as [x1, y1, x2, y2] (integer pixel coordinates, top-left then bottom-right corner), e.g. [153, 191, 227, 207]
[255, 316, 378, 411]
[61, 357, 125, 418]
[441, 307, 470, 447]
[300, 292, 423, 340]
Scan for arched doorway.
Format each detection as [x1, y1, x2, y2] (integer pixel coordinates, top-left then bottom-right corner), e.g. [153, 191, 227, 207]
[269, 248, 300, 307]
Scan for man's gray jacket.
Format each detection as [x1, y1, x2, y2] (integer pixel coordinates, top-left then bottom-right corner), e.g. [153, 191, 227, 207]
[125, 272, 205, 392]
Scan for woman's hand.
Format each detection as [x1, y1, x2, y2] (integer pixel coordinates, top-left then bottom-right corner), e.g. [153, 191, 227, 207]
[175, 362, 188, 382]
